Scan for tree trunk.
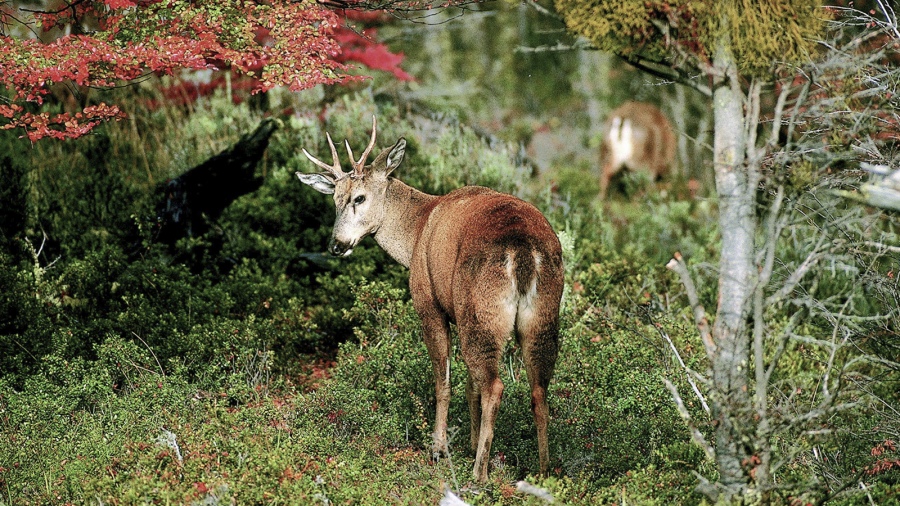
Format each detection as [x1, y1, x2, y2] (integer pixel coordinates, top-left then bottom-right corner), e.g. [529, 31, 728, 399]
[709, 26, 757, 501]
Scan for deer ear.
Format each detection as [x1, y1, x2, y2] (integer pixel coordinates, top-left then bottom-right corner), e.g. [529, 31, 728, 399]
[296, 172, 336, 194]
[383, 138, 406, 176]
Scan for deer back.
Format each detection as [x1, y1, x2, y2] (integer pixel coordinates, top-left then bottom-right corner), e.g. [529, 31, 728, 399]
[409, 186, 563, 323]
[298, 120, 563, 482]
[600, 101, 677, 194]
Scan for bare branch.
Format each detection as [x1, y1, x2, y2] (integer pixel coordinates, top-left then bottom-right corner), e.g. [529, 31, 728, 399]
[765, 234, 828, 307]
[132, 332, 166, 377]
[648, 17, 719, 93]
[753, 185, 784, 414]
[763, 311, 801, 385]
[522, 0, 562, 21]
[653, 321, 710, 416]
[745, 78, 763, 165]
[666, 252, 715, 357]
[875, 0, 900, 39]
[765, 75, 794, 152]
[785, 401, 859, 427]
[663, 379, 716, 462]
[515, 40, 595, 54]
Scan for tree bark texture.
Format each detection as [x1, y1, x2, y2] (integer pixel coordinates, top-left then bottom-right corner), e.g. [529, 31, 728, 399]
[709, 29, 758, 501]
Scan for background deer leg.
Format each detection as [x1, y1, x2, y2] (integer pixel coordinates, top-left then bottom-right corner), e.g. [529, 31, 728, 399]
[599, 162, 614, 199]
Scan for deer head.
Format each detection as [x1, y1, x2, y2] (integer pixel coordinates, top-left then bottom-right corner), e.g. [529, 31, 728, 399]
[296, 117, 407, 256]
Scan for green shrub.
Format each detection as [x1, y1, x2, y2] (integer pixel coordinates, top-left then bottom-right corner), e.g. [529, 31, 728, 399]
[549, 317, 705, 487]
[322, 280, 442, 449]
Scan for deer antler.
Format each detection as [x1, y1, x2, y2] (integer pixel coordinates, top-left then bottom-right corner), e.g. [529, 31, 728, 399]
[302, 132, 346, 179]
[345, 116, 377, 178]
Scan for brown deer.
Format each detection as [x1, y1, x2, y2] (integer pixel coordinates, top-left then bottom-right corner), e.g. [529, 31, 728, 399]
[296, 117, 564, 483]
[599, 101, 676, 198]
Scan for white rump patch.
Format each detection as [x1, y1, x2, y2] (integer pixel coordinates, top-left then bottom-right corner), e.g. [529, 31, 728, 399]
[503, 252, 518, 324]
[515, 250, 541, 335]
[504, 252, 515, 280]
[608, 116, 635, 168]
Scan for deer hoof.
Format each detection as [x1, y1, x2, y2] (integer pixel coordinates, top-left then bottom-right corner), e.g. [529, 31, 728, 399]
[431, 440, 449, 462]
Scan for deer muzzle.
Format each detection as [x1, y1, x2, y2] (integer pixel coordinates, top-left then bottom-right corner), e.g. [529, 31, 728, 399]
[328, 237, 354, 257]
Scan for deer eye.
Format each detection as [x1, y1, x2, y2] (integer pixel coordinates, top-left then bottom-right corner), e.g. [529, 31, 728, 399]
[353, 195, 366, 205]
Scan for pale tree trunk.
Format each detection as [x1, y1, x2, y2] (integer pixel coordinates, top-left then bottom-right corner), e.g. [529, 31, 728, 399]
[708, 25, 758, 501]
[672, 85, 689, 181]
[649, 5, 900, 503]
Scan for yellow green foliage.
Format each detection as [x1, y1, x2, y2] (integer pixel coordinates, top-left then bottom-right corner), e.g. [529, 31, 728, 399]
[726, 0, 826, 74]
[554, 0, 827, 76]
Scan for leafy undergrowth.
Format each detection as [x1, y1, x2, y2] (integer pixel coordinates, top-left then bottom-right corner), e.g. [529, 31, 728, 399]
[0, 376, 700, 505]
[0, 280, 708, 505]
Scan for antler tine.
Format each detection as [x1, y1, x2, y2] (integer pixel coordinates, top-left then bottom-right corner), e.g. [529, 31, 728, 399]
[344, 138, 356, 173]
[358, 116, 378, 172]
[346, 116, 378, 176]
[302, 132, 345, 178]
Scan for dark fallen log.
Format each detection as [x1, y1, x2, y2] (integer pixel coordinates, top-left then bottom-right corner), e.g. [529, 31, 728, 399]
[154, 118, 280, 245]
[0, 153, 27, 257]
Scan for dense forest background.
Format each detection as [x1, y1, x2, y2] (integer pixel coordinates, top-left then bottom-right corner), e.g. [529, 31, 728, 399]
[1, 1, 899, 504]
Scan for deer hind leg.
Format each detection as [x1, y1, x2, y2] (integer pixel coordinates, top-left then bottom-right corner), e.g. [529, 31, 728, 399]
[599, 162, 613, 199]
[457, 285, 514, 482]
[471, 369, 504, 483]
[460, 328, 504, 483]
[417, 306, 452, 461]
[465, 374, 480, 451]
[517, 289, 561, 476]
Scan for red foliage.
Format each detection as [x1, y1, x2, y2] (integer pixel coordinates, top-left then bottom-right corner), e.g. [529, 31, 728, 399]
[0, 0, 417, 140]
[151, 8, 414, 110]
[866, 440, 900, 476]
[333, 27, 414, 81]
[333, 9, 414, 81]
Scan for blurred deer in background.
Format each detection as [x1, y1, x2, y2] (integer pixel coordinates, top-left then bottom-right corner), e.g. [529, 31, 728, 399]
[296, 118, 564, 483]
[599, 101, 677, 198]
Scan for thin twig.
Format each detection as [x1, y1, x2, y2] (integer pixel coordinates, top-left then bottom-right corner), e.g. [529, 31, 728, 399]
[515, 40, 595, 54]
[663, 379, 715, 461]
[656, 323, 710, 415]
[132, 331, 165, 377]
[666, 252, 715, 357]
[523, 0, 561, 21]
[765, 236, 827, 306]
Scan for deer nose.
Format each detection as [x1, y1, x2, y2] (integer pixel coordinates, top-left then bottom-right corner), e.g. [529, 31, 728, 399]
[328, 238, 353, 257]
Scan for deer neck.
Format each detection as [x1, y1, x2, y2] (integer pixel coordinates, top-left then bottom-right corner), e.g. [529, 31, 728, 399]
[373, 178, 437, 268]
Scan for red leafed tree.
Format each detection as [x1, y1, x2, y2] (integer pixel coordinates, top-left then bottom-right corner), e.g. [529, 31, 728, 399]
[0, 0, 437, 141]
[334, 10, 413, 81]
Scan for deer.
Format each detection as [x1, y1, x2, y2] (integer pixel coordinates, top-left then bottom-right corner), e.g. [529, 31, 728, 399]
[296, 117, 564, 483]
[599, 101, 677, 198]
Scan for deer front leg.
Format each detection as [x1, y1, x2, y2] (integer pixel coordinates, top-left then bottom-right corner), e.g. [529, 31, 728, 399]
[599, 161, 614, 199]
[418, 308, 451, 461]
